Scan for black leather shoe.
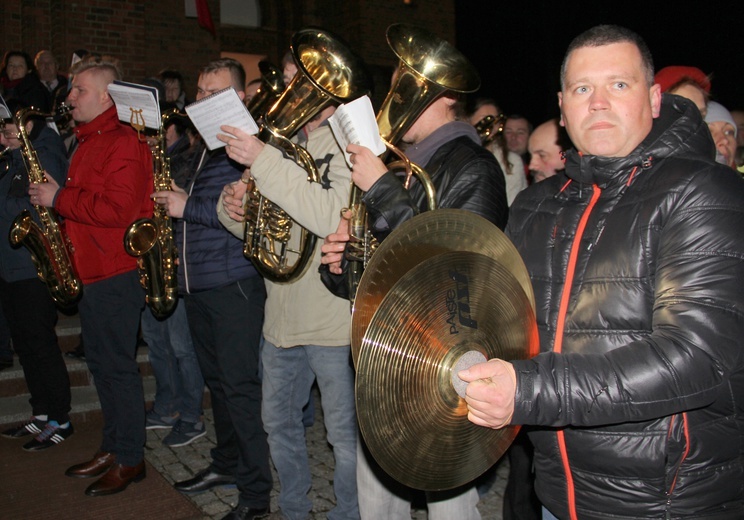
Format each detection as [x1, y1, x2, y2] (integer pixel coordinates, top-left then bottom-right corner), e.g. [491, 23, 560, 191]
[174, 468, 236, 495]
[221, 505, 270, 520]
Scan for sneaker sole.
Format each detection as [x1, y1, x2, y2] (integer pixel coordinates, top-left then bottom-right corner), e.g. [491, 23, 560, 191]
[163, 429, 207, 448]
[146, 424, 175, 430]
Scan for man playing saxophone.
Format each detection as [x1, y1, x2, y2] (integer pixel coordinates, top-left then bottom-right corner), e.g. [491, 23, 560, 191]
[29, 55, 154, 497]
[0, 98, 74, 452]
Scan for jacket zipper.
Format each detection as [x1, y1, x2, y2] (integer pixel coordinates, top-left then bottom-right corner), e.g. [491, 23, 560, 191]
[665, 412, 690, 518]
[553, 181, 602, 520]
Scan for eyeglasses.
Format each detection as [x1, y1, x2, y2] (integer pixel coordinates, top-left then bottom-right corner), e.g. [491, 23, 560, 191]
[0, 129, 19, 139]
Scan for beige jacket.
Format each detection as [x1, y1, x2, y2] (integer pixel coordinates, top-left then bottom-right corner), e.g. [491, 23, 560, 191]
[217, 124, 352, 347]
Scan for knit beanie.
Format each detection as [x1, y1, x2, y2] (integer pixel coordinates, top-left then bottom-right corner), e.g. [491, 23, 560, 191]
[705, 101, 738, 138]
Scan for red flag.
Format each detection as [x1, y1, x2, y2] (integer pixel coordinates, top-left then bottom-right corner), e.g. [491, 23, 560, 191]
[195, 0, 215, 36]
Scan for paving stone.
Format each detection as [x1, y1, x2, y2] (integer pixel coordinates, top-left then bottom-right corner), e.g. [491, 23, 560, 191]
[145, 386, 506, 519]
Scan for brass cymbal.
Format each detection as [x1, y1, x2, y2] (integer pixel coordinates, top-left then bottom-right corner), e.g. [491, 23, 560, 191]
[356, 250, 538, 490]
[351, 208, 533, 364]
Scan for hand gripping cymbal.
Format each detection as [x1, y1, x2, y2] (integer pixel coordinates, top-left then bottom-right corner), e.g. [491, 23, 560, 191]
[351, 209, 534, 364]
[355, 250, 538, 491]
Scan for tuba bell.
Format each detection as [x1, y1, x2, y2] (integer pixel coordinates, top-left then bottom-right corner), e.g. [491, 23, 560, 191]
[243, 27, 372, 283]
[245, 60, 285, 119]
[345, 23, 481, 302]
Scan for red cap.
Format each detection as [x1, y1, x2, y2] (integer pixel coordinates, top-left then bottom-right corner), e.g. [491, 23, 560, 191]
[654, 66, 711, 93]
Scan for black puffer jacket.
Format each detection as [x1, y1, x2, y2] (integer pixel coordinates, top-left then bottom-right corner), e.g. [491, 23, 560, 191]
[507, 95, 744, 519]
[364, 134, 508, 235]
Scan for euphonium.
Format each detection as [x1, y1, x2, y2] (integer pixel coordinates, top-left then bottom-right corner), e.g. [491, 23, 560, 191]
[7, 107, 83, 306]
[245, 61, 284, 119]
[243, 27, 371, 282]
[345, 24, 481, 301]
[123, 109, 184, 318]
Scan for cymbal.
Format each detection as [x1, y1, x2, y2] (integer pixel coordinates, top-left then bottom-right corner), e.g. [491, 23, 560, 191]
[351, 209, 533, 364]
[356, 250, 537, 490]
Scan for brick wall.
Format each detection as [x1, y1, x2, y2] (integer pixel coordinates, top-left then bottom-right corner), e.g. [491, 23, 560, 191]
[2, 0, 455, 102]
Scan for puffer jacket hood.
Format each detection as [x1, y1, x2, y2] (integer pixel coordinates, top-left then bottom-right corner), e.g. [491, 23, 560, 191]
[507, 93, 744, 519]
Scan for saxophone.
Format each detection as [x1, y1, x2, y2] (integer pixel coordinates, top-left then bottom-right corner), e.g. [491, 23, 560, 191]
[7, 107, 83, 306]
[123, 109, 182, 319]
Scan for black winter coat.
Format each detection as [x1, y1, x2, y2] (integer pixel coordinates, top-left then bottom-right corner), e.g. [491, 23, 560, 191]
[364, 135, 508, 235]
[507, 95, 744, 519]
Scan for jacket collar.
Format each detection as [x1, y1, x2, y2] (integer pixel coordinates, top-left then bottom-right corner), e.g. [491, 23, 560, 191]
[74, 105, 122, 143]
[563, 94, 715, 189]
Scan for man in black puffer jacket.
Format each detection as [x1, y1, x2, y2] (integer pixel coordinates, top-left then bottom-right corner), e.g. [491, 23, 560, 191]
[460, 25, 744, 520]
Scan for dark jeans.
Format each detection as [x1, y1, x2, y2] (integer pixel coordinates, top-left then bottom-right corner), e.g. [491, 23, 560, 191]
[0, 277, 71, 423]
[184, 276, 271, 509]
[78, 270, 145, 466]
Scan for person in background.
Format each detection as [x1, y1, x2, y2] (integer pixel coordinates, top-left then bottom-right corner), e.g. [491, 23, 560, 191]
[654, 65, 710, 117]
[34, 50, 68, 111]
[159, 69, 189, 110]
[503, 114, 532, 178]
[704, 100, 738, 169]
[461, 25, 744, 519]
[527, 118, 570, 183]
[0, 51, 50, 112]
[730, 109, 744, 148]
[468, 98, 527, 205]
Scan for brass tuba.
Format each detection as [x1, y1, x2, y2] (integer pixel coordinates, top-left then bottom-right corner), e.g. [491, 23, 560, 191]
[245, 61, 285, 119]
[7, 107, 83, 306]
[345, 24, 481, 301]
[243, 27, 371, 282]
[123, 109, 185, 318]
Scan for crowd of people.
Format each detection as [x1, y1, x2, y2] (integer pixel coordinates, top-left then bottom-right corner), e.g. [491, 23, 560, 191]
[1, 21, 743, 520]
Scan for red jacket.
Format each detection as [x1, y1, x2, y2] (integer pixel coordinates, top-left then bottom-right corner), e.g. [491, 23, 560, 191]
[55, 106, 154, 284]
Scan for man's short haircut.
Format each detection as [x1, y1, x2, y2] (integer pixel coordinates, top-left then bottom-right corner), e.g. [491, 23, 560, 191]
[560, 24, 654, 89]
[506, 114, 533, 133]
[199, 58, 246, 93]
[71, 55, 122, 83]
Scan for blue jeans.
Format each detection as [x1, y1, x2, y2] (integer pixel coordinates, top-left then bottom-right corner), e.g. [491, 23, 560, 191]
[141, 300, 204, 423]
[356, 439, 480, 520]
[261, 341, 358, 520]
[543, 506, 560, 520]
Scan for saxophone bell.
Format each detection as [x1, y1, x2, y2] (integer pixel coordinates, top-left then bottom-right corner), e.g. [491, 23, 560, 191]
[8, 107, 83, 306]
[123, 108, 183, 319]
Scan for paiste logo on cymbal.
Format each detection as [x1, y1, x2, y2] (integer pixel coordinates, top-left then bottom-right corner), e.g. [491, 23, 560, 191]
[445, 267, 478, 334]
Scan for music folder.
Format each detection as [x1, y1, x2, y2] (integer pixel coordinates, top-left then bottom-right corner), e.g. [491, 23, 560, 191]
[184, 87, 259, 150]
[107, 80, 161, 131]
[0, 94, 12, 120]
[328, 95, 386, 168]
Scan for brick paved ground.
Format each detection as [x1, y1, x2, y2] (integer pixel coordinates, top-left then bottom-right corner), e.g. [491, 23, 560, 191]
[145, 387, 508, 519]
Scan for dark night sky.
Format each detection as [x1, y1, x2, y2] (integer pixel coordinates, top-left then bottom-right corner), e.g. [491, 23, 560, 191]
[454, 2, 744, 125]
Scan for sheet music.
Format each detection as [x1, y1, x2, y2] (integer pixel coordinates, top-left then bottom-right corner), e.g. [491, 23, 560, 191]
[107, 81, 161, 130]
[328, 95, 386, 168]
[0, 95, 12, 120]
[184, 87, 259, 150]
